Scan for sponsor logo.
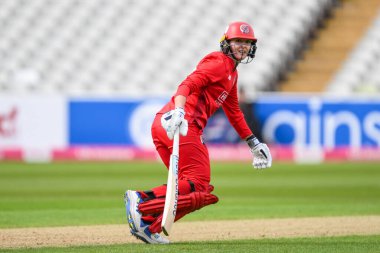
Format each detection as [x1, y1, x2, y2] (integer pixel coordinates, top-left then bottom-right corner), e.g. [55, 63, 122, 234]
[215, 91, 229, 106]
[0, 107, 17, 137]
[261, 98, 380, 148]
[173, 160, 179, 216]
[128, 100, 166, 148]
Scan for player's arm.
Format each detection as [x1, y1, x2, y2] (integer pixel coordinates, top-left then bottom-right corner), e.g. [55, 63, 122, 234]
[174, 95, 186, 108]
[163, 55, 225, 139]
[176, 54, 226, 96]
[223, 85, 272, 169]
[222, 83, 252, 139]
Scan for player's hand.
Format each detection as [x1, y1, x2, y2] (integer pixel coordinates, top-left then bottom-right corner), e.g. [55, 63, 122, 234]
[247, 137, 272, 169]
[161, 107, 188, 140]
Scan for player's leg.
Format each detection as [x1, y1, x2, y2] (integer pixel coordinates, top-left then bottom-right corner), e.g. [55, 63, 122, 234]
[125, 117, 214, 240]
[177, 123, 211, 192]
[140, 185, 218, 233]
[123, 114, 179, 244]
[124, 190, 169, 244]
[152, 117, 211, 191]
[123, 115, 171, 244]
[140, 121, 216, 233]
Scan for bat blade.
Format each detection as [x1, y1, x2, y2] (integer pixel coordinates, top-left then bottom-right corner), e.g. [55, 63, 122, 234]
[161, 129, 179, 236]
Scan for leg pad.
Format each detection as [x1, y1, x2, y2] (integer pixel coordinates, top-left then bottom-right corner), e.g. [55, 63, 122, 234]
[139, 191, 218, 233]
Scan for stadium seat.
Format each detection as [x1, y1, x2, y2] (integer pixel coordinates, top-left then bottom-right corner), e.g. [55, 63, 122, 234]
[0, 0, 337, 96]
[326, 10, 380, 94]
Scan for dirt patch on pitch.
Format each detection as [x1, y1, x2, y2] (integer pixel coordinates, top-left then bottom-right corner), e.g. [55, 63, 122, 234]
[1, 216, 380, 248]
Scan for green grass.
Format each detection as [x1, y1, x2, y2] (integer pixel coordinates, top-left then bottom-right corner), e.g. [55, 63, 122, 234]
[0, 161, 379, 252]
[0, 161, 379, 228]
[1, 235, 379, 253]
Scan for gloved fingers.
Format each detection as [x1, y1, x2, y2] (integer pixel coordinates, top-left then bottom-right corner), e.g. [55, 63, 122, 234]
[161, 111, 172, 130]
[168, 119, 188, 139]
[161, 108, 186, 140]
[179, 119, 188, 136]
[266, 156, 272, 168]
[167, 122, 180, 139]
[166, 116, 182, 140]
[167, 130, 174, 140]
[253, 159, 260, 169]
[252, 143, 272, 169]
[254, 163, 264, 169]
[253, 158, 269, 169]
[261, 144, 272, 168]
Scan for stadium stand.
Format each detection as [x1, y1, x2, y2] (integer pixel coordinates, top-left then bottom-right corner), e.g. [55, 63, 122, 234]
[0, 0, 336, 97]
[280, 0, 380, 93]
[327, 9, 380, 94]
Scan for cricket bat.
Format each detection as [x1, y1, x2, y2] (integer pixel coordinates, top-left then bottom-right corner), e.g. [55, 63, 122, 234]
[161, 128, 180, 236]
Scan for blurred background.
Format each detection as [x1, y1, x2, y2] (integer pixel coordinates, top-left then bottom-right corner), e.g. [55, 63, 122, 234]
[0, 0, 380, 163]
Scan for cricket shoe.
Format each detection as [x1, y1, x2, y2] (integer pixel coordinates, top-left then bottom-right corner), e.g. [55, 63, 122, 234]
[124, 190, 142, 233]
[124, 190, 169, 244]
[131, 220, 170, 244]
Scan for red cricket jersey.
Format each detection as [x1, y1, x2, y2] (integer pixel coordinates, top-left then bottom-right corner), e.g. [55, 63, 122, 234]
[158, 51, 253, 140]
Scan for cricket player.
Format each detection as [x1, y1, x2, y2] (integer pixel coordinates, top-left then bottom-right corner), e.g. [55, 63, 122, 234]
[125, 21, 272, 244]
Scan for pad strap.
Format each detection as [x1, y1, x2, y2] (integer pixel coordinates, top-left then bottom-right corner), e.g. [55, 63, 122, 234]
[188, 180, 196, 192]
[143, 190, 156, 201]
[139, 191, 218, 216]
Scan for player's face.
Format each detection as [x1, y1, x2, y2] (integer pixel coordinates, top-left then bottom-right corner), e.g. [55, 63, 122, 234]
[229, 38, 252, 61]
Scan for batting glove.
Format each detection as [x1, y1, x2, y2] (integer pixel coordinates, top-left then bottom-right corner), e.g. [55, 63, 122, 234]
[161, 107, 188, 140]
[247, 136, 272, 169]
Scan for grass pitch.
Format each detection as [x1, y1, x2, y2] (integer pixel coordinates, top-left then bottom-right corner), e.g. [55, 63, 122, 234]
[0, 161, 379, 252]
[0, 161, 379, 228]
[1, 236, 380, 253]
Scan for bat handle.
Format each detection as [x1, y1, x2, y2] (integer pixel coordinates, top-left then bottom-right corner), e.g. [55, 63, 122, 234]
[172, 128, 180, 156]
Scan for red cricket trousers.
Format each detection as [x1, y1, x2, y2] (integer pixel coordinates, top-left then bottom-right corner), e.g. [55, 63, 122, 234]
[151, 113, 210, 193]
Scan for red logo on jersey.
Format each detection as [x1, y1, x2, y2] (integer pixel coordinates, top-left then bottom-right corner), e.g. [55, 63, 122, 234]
[0, 107, 17, 137]
[216, 91, 229, 106]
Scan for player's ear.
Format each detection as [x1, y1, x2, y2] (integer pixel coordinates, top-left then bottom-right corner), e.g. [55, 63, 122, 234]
[220, 39, 230, 54]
